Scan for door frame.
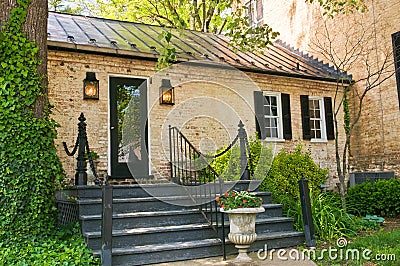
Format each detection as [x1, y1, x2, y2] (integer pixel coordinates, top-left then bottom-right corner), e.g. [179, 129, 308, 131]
[108, 74, 151, 178]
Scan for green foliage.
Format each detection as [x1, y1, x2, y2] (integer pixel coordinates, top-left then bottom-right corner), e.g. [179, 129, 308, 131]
[306, 0, 367, 17]
[0, 223, 100, 265]
[346, 179, 400, 217]
[285, 191, 360, 240]
[314, 228, 400, 266]
[209, 135, 273, 181]
[259, 144, 328, 203]
[0, 0, 65, 239]
[216, 190, 263, 211]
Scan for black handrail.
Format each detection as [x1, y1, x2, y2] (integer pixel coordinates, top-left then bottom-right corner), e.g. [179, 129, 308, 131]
[168, 121, 252, 260]
[169, 125, 226, 258]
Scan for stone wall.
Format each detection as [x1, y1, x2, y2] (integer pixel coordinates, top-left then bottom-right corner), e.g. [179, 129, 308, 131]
[48, 50, 345, 186]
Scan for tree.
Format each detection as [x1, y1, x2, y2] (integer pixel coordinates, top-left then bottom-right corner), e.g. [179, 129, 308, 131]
[48, 0, 83, 14]
[76, 0, 366, 68]
[309, 13, 394, 207]
[1, 0, 48, 118]
[0, 0, 64, 237]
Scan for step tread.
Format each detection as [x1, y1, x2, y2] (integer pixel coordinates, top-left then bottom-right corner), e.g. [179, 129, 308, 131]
[80, 209, 200, 220]
[93, 238, 222, 255]
[256, 230, 304, 240]
[216, 216, 294, 226]
[84, 223, 211, 238]
[78, 195, 195, 204]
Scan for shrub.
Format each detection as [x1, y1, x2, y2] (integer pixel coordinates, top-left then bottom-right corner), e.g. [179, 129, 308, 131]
[346, 178, 400, 217]
[210, 135, 273, 181]
[259, 144, 328, 203]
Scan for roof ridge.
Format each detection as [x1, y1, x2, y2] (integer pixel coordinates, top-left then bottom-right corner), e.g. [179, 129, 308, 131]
[275, 39, 352, 80]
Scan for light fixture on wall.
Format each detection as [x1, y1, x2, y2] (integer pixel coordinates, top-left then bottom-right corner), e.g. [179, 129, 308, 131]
[159, 78, 174, 105]
[83, 72, 99, 99]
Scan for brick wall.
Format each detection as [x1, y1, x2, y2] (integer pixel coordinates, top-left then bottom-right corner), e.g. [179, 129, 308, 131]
[262, 0, 400, 176]
[48, 50, 345, 186]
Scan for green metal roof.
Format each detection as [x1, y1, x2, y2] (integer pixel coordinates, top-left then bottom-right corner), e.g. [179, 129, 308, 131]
[47, 12, 352, 81]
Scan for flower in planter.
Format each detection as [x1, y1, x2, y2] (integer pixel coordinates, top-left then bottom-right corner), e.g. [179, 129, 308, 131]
[216, 190, 263, 210]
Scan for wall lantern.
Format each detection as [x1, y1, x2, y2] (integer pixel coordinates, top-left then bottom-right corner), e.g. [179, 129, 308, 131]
[83, 72, 99, 100]
[159, 78, 174, 105]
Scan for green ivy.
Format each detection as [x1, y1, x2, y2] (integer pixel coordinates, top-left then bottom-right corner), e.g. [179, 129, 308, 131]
[0, 223, 100, 265]
[0, 0, 65, 240]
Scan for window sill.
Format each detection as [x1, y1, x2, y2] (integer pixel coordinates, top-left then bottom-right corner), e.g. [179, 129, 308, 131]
[310, 139, 328, 143]
[264, 138, 286, 142]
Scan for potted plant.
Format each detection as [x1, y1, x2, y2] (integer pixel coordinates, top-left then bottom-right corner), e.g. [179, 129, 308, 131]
[216, 190, 265, 262]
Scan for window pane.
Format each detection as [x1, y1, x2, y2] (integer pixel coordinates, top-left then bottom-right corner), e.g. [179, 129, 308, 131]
[265, 118, 271, 127]
[271, 106, 278, 116]
[314, 120, 321, 130]
[270, 118, 277, 127]
[315, 129, 321, 139]
[271, 128, 278, 138]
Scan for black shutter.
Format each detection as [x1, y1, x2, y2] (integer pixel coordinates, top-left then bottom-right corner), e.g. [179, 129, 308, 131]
[392, 32, 400, 108]
[300, 95, 311, 140]
[324, 97, 335, 140]
[281, 93, 292, 140]
[254, 91, 266, 139]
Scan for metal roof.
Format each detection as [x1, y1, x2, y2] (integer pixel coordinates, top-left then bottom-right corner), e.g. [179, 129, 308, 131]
[47, 12, 352, 81]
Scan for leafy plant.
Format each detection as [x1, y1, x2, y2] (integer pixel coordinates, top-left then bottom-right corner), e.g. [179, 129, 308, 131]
[259, 144, 328, 203]
[0, 0, 65, 239]
[286, 191, 360, 240]
[216, 190, 263, 211]
[0, 223, 99, 265]
[210, 134, 273, 181]
[346, 178, 400, 217]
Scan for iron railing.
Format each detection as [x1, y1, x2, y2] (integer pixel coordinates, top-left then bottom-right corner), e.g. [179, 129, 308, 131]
[62, 113, 102, 186]
[169, 121, 252, 259]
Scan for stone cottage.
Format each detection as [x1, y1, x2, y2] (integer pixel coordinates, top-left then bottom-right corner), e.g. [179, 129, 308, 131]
[47, 11, 349, 186]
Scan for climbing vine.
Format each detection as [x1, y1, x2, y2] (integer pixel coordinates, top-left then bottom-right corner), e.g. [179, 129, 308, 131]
[0, 0, 65, 239]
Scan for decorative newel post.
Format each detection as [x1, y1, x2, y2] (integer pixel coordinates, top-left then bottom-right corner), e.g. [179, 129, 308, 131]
[75, 113, 88, 185]
[238, 121, 250, 180]
[63, 113, 102, 186]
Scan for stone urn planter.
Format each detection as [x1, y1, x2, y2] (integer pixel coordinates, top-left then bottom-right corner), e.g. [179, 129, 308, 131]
[221, 206, 265, 262]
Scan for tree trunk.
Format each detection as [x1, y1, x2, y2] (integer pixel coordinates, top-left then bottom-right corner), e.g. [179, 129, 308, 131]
[0, 0, 48, 118]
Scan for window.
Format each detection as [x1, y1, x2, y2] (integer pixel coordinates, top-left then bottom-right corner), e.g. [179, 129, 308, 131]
[392, 32, 400, 107]
[300, 95, 334, 141]
[308, 97, 326, 140]
[263, 94, 281, 138]
[245, 0, 264, 27]
[254, 91, 292, 140]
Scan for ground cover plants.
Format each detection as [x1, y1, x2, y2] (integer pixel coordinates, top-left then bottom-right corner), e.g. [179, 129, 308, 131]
[0, 223, 100, 265]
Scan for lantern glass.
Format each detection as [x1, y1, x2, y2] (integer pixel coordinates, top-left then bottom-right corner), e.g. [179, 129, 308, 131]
[159, 79, 174, 105]
[83, 72, 99, 99]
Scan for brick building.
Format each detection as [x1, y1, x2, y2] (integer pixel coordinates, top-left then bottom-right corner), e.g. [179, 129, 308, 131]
[47, 12, 349, 185]
[257, 0, 400, 175]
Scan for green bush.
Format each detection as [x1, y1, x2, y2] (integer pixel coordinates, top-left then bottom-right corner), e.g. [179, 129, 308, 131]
[0, 223, 99, 265]
[259, 144, 328, 203]
[346, 178, 400, 217]
[210, 135, 273, 181]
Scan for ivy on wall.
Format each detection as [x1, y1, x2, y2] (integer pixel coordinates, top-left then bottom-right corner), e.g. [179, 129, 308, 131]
[0, 0, 65, 238]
